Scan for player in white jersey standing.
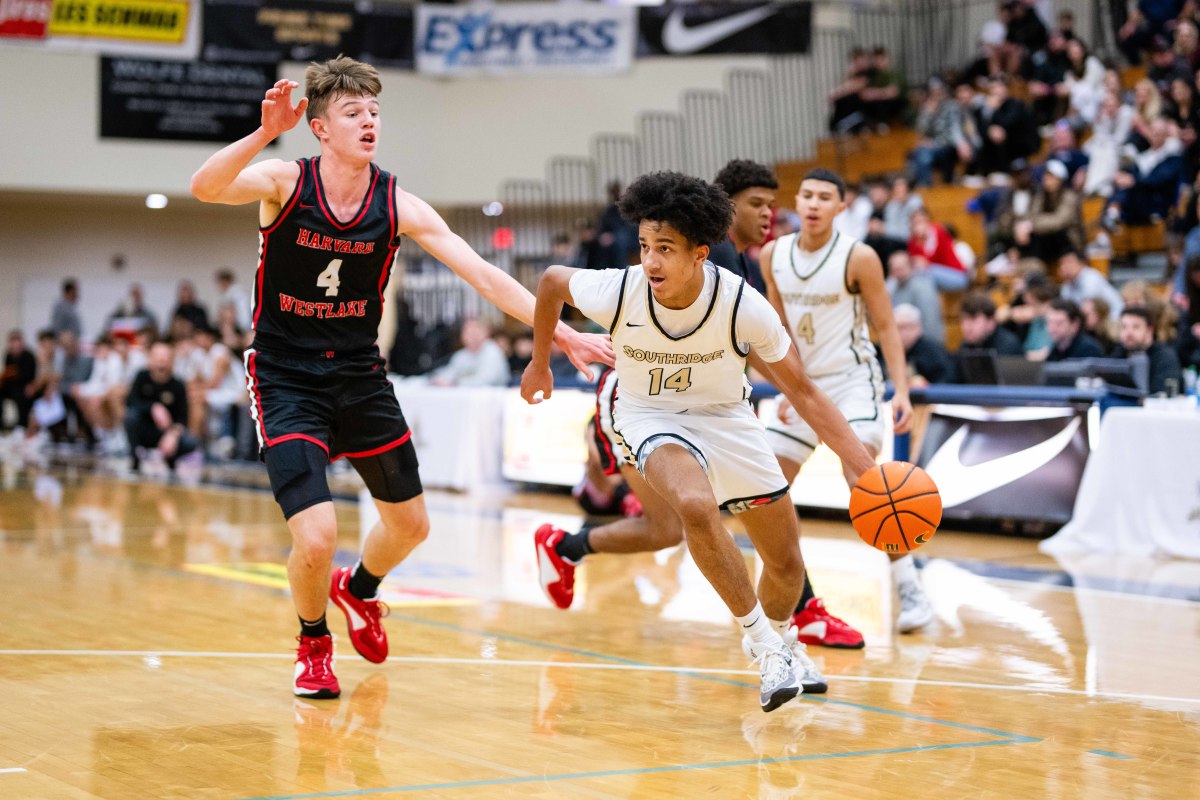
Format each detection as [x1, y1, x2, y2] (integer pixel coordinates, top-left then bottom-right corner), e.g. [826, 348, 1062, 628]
[521, 172, 878, 712]
[761, 168, 932, 633]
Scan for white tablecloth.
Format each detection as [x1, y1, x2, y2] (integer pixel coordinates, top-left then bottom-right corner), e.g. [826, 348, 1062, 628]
[1041, 405, 1200, 558]
[391, 381, 507, 491]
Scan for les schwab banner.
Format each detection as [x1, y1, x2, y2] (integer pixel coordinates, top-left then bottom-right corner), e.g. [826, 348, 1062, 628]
[0, 0, 199, 59]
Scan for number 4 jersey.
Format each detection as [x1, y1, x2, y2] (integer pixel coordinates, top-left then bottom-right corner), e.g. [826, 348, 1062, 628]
[570, 262, 790, 414]
[768, 231, 878, 379]
[252, 157, 401, 355]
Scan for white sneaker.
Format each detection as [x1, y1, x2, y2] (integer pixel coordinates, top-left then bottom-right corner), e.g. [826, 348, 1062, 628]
[742, 635, 799, 713]
[781, 626, 828, 694]
[896, 580, 934, 633]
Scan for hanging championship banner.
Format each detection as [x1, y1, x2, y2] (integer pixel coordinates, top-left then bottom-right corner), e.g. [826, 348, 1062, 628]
[1, 0, 199, 59]
[637, 2, 812, 57]
[416, 2, 635, 78]
[201, 0, 414, 69]
[100, 56, 276, 142]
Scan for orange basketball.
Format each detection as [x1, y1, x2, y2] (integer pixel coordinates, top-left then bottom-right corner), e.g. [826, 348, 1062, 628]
[849, 462, 942, 554]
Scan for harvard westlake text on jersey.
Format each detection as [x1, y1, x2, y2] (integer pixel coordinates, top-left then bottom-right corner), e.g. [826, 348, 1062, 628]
[254, 157, 400, 355]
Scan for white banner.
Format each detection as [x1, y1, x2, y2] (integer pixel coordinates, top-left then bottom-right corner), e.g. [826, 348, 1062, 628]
[416, 2, 635, 78]
[0, 0, 200, 60]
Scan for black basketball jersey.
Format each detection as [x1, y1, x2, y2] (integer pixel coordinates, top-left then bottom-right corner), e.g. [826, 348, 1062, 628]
[252, 157, 399, 355]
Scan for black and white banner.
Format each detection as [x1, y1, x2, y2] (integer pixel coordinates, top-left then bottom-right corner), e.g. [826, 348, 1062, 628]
[100, 56, 277, 142]
[202, 0, 414, 68]
[638, 2, 812, 57]
[416, 2, 635, 78]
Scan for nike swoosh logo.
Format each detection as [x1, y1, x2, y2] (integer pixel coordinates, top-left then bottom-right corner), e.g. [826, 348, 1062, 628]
[796, 620, 827, 640]
[625, 322, 644, 327]
[924, 417, 1081, 507]
[537, 545, 561, 587]
[339, 600, 368, 632]
[661, 7, 777, 54]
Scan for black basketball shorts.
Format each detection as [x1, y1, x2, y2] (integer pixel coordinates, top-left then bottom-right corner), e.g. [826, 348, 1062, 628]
[245, 347, 412, 461]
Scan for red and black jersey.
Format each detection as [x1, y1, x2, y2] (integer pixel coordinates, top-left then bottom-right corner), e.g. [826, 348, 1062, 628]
[252, 157, 400, 355]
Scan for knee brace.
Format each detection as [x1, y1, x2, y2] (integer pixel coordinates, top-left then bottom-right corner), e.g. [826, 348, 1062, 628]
[350, 439, 422, 504]
[266, 439, 332, 519]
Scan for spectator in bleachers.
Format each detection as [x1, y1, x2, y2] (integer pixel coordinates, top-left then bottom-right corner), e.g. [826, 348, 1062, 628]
[908, 79, 971, 186]
[1, 330, 36, 432]
[944, 222, 978, 278]
[1147, 34, 1193, 95]
[50, 279, 81, 339]
[1056, 250, 1124, 321]
[1004, 1, 1049, 75]
[908, 208, 971, 291]
[1043, 125, 1090, 189]
[1027, 29, 1070, 126]
[861, 46, 907, 130]
[1063, 38, 1108, 126]
[215, 268, 251, 332]
[1120, 3, 1187, 66]
[1045, 298, 1107, 361]
[1163, 76, 1200, 173]
[971, 74, 1039, 176]
[56, 330, 94, 446]
[952, 293, 1025, 381]
[884, 176, 923, 242]
[170, 281, 209, 337]
[866, 212, 908, 268]
[886, 251, 945, 345]
[833, 181, 872, 240]
[431, 318, 511, 387]
[1084, 91, 1136, 196]
[1081, 296, 1118, 352]
[125, 341, 197, 473]
[894, 303, 952, 386]
[771, 210, 801, 240]
[596, 181, 639, 270]
[1127, 79, 1164, 150]
[1177, 253, 1200, 367]
[962, 21, 1008, 88]
[214, 301, 246, 355]
[974, 159, 1034, 257]
[828, 47, 872, 134]
[107, 284, 158, 339]
[1111, 306, 1183, 392]
[1104, 117, 1185, 227]
[1016, 160, 1086, 265]
[70, 335, 124, 452]
[1056, 8, 1083, 45]
[998, 271, 1057, 359]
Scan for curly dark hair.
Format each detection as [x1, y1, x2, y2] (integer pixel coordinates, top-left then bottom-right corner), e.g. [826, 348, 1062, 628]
[713, 159, 778, 198]
[617, 172, 732, 248]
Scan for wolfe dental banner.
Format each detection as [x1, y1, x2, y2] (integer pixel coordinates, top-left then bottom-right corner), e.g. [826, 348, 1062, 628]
[637, 2, 812, 57]
[202, 0, 414, 69]
[1, 0, 200, 59]
[100, 56, 276, 142]
[416, 2, 635, 78]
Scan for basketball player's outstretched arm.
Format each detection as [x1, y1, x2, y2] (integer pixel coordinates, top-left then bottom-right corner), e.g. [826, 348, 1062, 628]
[748, 346, 877, 481]
[399, 194, 612, 380]
[190, 80, 307, 207]
[519, 265, 577, 404]
[848, 244, 914, 434]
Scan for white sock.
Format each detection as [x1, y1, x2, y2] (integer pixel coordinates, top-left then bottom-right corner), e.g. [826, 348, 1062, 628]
[768, 617, 792, 638]
[891, 554, 918, 586]
[736, 602, 782, 648]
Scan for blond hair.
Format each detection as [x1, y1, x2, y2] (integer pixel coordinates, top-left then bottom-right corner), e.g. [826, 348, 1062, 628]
[305, 56, 382, 122]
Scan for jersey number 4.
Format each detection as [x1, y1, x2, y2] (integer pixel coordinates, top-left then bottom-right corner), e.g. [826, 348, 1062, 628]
[794, 312, 815, 345]
[648, 367, 692, 395]
[317, 259, 343, 297]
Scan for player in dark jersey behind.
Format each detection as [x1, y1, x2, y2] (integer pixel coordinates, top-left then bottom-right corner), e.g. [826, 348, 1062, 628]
[191, 57, 612, 699]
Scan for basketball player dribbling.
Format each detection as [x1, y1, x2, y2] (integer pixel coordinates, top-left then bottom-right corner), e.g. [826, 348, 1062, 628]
[190, 57, 612, 699]
[522, 172, 877, 711]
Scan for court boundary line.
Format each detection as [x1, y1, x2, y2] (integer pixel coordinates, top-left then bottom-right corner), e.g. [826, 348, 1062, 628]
[2, 649, 1194, 707]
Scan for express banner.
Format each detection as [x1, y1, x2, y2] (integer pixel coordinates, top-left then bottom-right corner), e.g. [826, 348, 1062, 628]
[416, 2, 635, 78]
[1, 0, 199, 59]
[100, 56, 276, 142]
[201, 0, 414, 69]
[637, 2, 812, 57]
[916, 405, 1092, 524]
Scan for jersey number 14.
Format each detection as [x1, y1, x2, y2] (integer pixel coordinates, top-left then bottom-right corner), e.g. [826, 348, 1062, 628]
[648, 367, 692, 395]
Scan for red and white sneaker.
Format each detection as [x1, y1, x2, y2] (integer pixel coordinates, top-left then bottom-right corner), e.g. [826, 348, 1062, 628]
[330, 567, 389, 664]
[534, 524, 575, 609]
[293, 634, 340, 699]
[791, 597, 865, 649]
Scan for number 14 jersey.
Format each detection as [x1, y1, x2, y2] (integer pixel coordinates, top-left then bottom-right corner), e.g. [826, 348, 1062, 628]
[253, 157, 401, 355]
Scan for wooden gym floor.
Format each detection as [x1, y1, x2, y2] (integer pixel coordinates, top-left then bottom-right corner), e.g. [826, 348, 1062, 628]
[0, 465, 1197, 799]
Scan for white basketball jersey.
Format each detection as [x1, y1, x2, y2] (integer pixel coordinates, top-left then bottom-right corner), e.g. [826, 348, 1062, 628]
[611, 263, 753, 413]
[769, 231, 877, 378]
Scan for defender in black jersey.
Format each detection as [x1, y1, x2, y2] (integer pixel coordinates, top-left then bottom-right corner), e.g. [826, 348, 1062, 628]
[191, 57, 612, 699]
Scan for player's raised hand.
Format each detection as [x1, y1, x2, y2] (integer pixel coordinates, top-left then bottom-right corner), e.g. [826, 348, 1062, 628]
[520, 362, 554, 405]
[556, 330, 614, 382]
[261, 80, 308, 139]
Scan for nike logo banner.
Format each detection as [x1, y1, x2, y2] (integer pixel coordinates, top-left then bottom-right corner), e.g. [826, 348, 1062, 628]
[638, 2, 812, 57]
